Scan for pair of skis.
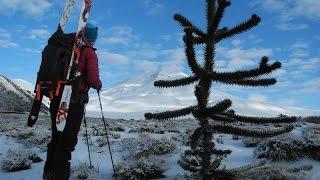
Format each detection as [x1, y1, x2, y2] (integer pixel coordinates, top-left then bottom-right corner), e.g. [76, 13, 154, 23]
[28, 0, 93, 132]
[56, 0, 93, 132]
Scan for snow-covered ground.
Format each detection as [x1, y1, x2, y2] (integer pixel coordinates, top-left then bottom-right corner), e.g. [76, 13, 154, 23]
[0, 135, 45, 179]
[1, 113, 320, 179]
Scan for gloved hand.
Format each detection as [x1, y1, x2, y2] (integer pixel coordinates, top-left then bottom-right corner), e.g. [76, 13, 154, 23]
[96, 83, 102, 92]
[97, 86, 102, 94]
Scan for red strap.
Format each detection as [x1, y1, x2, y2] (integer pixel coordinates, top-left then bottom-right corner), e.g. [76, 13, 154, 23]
[35, 84, 41, 101]
[55, 80, 68, 97]
[38, 81, 52, 85]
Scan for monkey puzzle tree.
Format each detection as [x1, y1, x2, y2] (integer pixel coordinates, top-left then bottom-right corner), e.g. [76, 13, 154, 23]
[145, 0, 296, 178]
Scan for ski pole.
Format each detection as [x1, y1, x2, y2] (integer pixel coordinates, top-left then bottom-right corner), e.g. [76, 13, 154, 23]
[97, 90, 116, 177]
[83, 104, 93, 169]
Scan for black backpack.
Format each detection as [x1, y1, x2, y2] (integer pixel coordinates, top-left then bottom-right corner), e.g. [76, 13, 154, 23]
[34, 27, 75, 100]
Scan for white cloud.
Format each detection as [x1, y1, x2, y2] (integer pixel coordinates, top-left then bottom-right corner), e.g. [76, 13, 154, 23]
[248, 93, 268, 103]
[228, 58, 255, 70]
[248, 35, 263, 44]
[143, 0, 165, 15]
[126, 49, 159, 60]
[102, 26, 137, 46]
[133, 60, 159, 72]
[160, 35, 172, 41]
[0, 0, 51, 17]
[253, 0, 287, 13]
[253, 0, 320, 31]
[159, 48, 185, 73]
[104, 52, 129, 66]
[276, 99, 296, 107]
[100, 46, 186, 82]
[104, 71, 116, 78]
[103, 37, 129, 46]
[287, 57, 320, 73]
[290, 50, 309, 58]
[0, 27, 41, 53]
[219, 47, 273, 70]
[275, 80, 295, 89]
[290, 42, 308, 49]
[271, 69, 287, 78]
[9, 67, 22, 72]
[275, 23, 309, 31]
[290, 0, 320, 20]
[0, 27, 42, 53]
[130, 48, 185, 73]
[231, 39, 243, 46]
[288, 41, 309, 58]
[0, 28, 10, 39]
[301, 77, 320, 93]
[0, 39, 19, 48]
[254, 0, 320, 20]
[161, 48, 185, 62]
[21, 48, 41, 54]
[29, 29, 51, 40]
[215, 60, 226, 68]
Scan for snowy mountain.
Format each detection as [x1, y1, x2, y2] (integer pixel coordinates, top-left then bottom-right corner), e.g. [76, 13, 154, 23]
[11, 79, 34, 93]
[12, 78, 51, 108]
[86, 70, 320, 119]
[0, 75, 48, 113]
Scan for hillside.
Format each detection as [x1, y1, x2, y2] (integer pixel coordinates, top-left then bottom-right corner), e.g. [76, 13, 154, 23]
[0, 75, 48, 113]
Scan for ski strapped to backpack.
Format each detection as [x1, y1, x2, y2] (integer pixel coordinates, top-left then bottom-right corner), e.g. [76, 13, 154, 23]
[56, 0, 93, 132]
[28, 0, 76, 127]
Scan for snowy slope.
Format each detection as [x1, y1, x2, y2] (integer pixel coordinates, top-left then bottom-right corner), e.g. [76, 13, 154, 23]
[12, 79, 34, 92]
[86, 69, 320, 119]
[0, 75, 49, 112]
[12, 78, 50, 108]
[0, 75, 34, 112]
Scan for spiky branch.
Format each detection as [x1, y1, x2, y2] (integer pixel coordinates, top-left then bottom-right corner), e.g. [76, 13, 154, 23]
[154, 75, 199, 88]
[210, 56, 281, 81]
[218, 113, 297, 124]
[145, 106, 195, 120]
[215, 14, 261, 42]
[210, 124, 294, 137]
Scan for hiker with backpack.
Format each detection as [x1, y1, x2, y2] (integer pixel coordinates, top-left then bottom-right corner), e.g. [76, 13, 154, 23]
[43, 23, 102, 180]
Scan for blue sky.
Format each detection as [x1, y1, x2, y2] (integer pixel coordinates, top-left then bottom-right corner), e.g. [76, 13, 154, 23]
[0, 0, 319, 109]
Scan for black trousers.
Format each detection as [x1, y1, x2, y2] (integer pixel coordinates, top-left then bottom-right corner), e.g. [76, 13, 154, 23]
[44, 99, 84, 180]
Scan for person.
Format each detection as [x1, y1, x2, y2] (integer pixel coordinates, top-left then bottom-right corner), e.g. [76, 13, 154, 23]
[43, 22, 102, 180]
